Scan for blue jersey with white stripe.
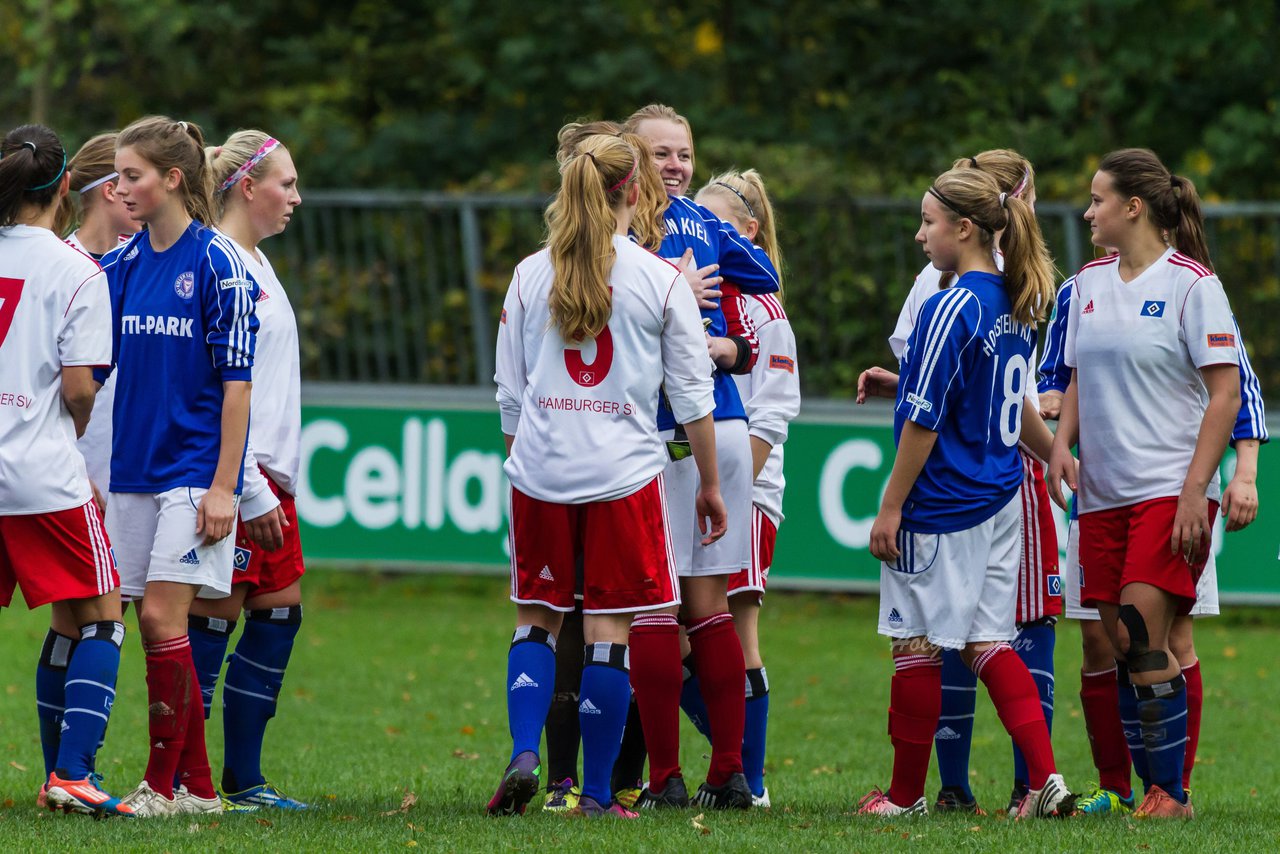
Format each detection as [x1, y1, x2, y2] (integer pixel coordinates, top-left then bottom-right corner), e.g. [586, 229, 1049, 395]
[656, 195, 780, 428]
[96, 224, 259, 493]
[1037, 276, 1074, 394]
[895, 271, 1035, 533]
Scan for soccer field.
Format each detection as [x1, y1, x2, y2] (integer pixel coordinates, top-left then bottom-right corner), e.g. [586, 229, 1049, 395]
[0, 570, 1277, 851]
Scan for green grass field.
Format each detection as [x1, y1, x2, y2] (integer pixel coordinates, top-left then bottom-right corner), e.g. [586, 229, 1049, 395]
[1, 570, 1277, 852]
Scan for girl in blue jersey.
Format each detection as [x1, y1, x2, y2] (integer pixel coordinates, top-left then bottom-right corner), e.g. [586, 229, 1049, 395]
[860, 166, 1075, 818]
[97, 116, 260, 817]
[621, 104, 780, 810]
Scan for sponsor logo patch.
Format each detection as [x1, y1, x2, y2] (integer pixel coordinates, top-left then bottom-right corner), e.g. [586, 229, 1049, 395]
[510, 672, 538, 690]
[935, 726, 960, 740]
[905, 392, 932, 413]
[769, 354, 795, 373]
[256, 288, 270, 302]
[233, 547, 252, 572]
[500, 308, 507, 324]
[1047, 573, 1062, 597]
[1207, 333, 1236, 348]
[219, 277, 252, 291]
[579, 699, 602, 715]
[179, 548, 200, 567]
[1140, 300, 1166, 317]
[173, 271, 195, 299]
[887, 607, 904, 627]
[1082, 299, 1094, 315]
[124, 246, 139, 261]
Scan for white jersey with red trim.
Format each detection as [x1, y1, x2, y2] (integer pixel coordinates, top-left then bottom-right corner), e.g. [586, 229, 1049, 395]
[723, 287, 799, 527]
[0, 225, 111, 514]
[222, 236, 301, 499]
[1065, 248, 1239, 512]
[890, 261, 1040, 411]
[496, 235, 715, 503]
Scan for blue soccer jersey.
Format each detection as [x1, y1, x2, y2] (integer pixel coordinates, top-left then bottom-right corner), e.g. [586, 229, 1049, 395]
[895, 271, 1035, 533]
[656, 195, 780, 428]
[1037, 276, 1074, 395]
[96, 224, 259, 493]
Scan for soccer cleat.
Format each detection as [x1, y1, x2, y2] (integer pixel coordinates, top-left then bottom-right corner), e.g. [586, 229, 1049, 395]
[173, 785, 223, 815]
[613, 785, 643, 810]
[1074, 784, 1134, 816]
[691, 772, 752, 810]
[752, 787, 772, 809]
[636, 775, 689, 809]
[1006, 781, 1030, 817]
[121, 780, 182, 818]
[223, 781, 310, 811]
[934, 786, 985, 815]
[486, 751, 541, 816]
[567, 794, 639, 819]
[1133, 785, 1194, 819]
[857, 788, 928, 816]
[45, 773, 136, 818]
[37, 782, 49, 811]
[1014, 773, 1075, 819]
[542, 778, 581, 812]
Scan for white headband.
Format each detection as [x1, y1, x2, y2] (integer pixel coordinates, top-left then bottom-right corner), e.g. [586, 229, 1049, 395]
[78, 172, 118, 194]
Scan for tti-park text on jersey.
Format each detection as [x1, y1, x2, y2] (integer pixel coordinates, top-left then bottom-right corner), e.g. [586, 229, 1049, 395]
[121, 314, 195, 337]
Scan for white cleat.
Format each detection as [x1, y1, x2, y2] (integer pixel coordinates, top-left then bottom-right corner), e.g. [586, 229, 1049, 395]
[121, 780, 181, 818]
[857, 788, 928, 816]
[173, 785, 224, 815]
[752, 788, 771, 809]
[1015, 773, 1074, 819]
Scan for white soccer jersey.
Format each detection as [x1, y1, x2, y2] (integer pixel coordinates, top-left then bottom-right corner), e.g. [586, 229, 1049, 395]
[1065, 248, 1239, 512]
[221, 235, 302, 500]
[891, 260, 1040, 411]
[727, 290, 800, 527]
[0, 225, 111, 514]
[496, 235, 715, 503]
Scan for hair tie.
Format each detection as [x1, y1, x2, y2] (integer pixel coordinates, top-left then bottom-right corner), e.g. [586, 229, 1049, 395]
[1170, 174, 1181, 190]
[21, 141, 37, 155]
[969, 156, 979, 169]
[214, 146, 223, 156]
[608, 158, 637, 193]
[26, 150, 67, 191]
[216, 137, 280, 193]
[178, 121, 189, 133]
[998, 192, 1008, 208]
[714, 181, 757, 219]
[78, 171, 118, 194]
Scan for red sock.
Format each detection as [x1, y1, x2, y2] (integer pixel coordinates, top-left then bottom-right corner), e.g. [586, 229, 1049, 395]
[973, 644, 1055, 789]
[687, 613, 745, 786]
[142, 636, 194, 798]
[1080, 667, 1132, 798]
[630, 614, 682, 791]
[1182, 660, 1203, 790]
[887, 653, 941, 808]
[176, 655, 216, 798]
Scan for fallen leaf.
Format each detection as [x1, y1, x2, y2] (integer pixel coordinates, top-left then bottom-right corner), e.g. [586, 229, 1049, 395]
[385, 726, 403, 736]
[1223, 646, 1238, 659]
[382, 791, 419, 816]
[460, 725, 475, 735]
[969, 825, 981, 831]
[338, 815, 357, 821]
[256, 818, 273, 827]
[326, 794, 338, 800]
[188, 823, 201, 833]
[452, 749, 479, 760]
[691, 813, 711, 835]
[3, 799, 13, 808]
[8, 761, 26, 772]
[406, 842, 418, 848]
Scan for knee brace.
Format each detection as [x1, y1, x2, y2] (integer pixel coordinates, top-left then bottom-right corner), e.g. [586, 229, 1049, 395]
[1119, 604, 1168, 673]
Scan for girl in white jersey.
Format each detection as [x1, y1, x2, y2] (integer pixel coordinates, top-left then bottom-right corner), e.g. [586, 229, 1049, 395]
[694, 168, 799, 809]
[489, 132, 724, 819]
[1047, 148, 1241, 819]
[0, 123, 132, 817]
[184, 130, 307, 811]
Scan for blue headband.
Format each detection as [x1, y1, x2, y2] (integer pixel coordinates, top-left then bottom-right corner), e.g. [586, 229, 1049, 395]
[26, 151, 68, 192]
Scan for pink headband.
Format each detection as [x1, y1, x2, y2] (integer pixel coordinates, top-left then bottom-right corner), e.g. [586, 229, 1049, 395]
[1011, 167, 1030, 198]
[608, 159, 637, 193]
[217, 138, 279, 193]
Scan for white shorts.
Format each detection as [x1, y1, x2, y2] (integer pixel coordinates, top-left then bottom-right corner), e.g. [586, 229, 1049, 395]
[1061, 518, 1220, 620]
[661, 419, 753, 578]
[878, 493, 1021, 649]
[106, 488, 238, 600]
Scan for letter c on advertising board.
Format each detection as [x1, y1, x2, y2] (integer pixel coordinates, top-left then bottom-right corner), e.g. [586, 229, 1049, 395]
[297, 420, 349, 527]
[818, 439, 883, 549]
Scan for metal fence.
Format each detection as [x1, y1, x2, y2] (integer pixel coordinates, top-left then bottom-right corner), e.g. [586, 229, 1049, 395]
[270, 193, 1280, 396]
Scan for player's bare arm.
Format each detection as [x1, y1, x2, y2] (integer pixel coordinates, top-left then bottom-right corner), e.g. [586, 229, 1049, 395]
[1222, 438, 1259, 531]
[60, 365, 97, 439]
[1173, 364, 1240, 563]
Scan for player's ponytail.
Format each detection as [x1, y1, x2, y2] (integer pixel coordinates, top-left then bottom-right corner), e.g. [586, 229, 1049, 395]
[545, 134, 637, 343]
[0, 124, 67, 227]
[554, 120, 665, 252]
[699, 168, 784, 283]
[1098, 148, 1213, 271]
[117, 116, 215, 226]
[931, 167, 1055, 326]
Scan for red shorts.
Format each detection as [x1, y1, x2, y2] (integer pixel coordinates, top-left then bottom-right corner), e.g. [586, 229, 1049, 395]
[0, 501, 119, 608]
[728, 506, 776, 601]
[508, 476, 678, 614]
[234, 472, 306, 597]
[1079, 496, 1218, 615]
[1016, 454, 1062, 624]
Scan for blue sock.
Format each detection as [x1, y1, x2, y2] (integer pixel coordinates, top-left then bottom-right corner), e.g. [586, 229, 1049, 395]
[506, 625, 556, 763]
[222, 606, 301, 793]
[1136, 675, 1188, 803]
[578, 643, 631, 805]
[934, 649, 977, 797]
[189, 615, 237, 719]
[743, 667, 770, 798]
[1011, 621, 1056, 786]
[1116, 662, 1151, 791]
[679, 655, 713, 742]
[55, 622, 124, 780]
[36, 630, 77, 777]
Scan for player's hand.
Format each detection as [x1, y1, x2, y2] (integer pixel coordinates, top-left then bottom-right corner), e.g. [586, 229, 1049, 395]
[695, 485, 728, 545]
[856, 367, 899, 404]
[707, 335, 737, 369]
[678, 248, 723, 309]
[242, 505, 288, 552]
[1171, 489, 1211, 565]
[90, 481, 106, 513]
[1221, 473, 1258, 532]
[196, 485, 237, 546]
[869, 507, 901, 561]
[1038, 390, 1064, 421]
[1045, 444, 1077, 510]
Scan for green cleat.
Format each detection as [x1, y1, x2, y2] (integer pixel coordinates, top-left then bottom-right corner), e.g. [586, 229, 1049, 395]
[1074, 784, 1135, 816]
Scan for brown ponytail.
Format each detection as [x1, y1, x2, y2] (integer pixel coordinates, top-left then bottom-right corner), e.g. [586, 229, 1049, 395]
[0, 124, 66, 226]
[117, 116, 215, 226]
[1098, 148, 1212, 270]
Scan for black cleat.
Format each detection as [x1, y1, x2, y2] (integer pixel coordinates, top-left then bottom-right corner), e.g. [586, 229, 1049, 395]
[691, 772, 752, 810]
[935, 786, 986, 815]
[636, 775, 689, 809]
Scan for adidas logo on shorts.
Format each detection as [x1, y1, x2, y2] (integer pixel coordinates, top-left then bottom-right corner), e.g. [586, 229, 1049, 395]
[539, 565, 555, 582]
[510, 672, 538, 690]
[579, 699, 602, 715]
[887, 608, 904, 627]
[179, 549, 200, 566]
[935, 726, 961, 740]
